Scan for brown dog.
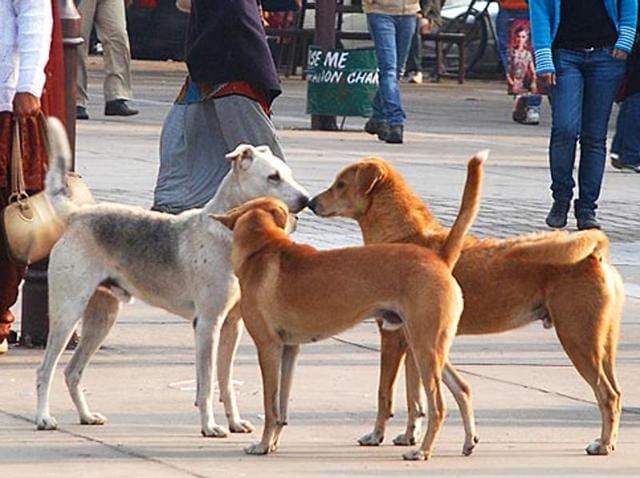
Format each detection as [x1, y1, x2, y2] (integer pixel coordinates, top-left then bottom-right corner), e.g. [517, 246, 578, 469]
[210, 160, 484, 461]
[309, 155, 623, 456]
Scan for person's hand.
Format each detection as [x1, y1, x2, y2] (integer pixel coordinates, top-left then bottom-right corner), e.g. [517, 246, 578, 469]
[537, 72, 556, 88]
[12, 92, 41, 117]
[125, 0, 133, 8]
[612, 48, 628, 61]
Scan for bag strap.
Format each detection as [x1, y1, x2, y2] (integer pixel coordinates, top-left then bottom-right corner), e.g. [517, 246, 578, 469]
[9, 119, 28, 204]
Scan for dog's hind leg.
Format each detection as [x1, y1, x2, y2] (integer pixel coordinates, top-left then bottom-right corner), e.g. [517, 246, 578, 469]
[358, 327, 407, 446]
[550, 285, 620, 456]
[443, 361, 479, 455]
[65, 289, 120, 426]
[393, 352, 425, 446]
[272, 344, 300, 450]
[36, 264, 100, 430]
[217, 304, 254, 433]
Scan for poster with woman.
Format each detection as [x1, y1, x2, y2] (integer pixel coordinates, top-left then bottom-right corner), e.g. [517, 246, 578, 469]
[507, 19, 544, 95]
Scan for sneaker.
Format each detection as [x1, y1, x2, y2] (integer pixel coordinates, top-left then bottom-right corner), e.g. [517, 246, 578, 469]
[385, 125, 404, 144]
[523, 107, 540, 125]
[364, 118, 390, 141]
[408, 71, 423, 84]
[611, 156, 640, 173]
[76, 106, 89, 120]
[0, 339, 7, 355]
[576, 210, 601, 230]
[105, 99, 139, 117]
[545, 201, 570, 229]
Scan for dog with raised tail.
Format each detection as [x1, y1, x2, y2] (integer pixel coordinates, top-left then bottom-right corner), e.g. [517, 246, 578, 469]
[35, 117, 309, 438]
[309, 152, 623, 456]
[211, 152, 483, 461]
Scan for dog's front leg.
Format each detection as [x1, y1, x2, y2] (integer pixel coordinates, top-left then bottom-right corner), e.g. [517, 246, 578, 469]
[194, 313, 228, 438]
[245, 342, 283, 455]
[393, 349, 426, 446]
[442, 361, 479, 456]
[217, 304, 254, 433]
[359, 326, 407, 446]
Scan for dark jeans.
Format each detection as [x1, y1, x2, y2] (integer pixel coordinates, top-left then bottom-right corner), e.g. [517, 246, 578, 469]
[549, 48, 626, 213]
[406, 23, 422, 73]
[612, 93, 640, 166]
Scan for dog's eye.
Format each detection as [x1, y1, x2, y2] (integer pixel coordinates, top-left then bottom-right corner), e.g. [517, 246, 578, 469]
[336, 180, 345, 189]
[268, 172, 281, 182]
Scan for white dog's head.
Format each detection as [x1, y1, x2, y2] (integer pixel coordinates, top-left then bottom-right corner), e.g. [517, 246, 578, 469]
[224, 144, 309, 213]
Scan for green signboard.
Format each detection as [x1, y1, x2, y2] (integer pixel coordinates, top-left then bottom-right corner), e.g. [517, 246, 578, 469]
[306, 46, 378, 117]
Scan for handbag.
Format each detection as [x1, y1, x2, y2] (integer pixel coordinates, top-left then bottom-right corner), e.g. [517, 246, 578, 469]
[1, 115, 94, 265]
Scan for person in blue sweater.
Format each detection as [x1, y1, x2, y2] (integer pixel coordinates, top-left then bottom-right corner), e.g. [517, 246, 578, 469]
[529, 0, 638, 230]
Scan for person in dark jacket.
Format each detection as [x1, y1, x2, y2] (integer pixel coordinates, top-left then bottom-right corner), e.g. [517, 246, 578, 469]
[611, 29, 640, 172]
[152, 0, 285, 213]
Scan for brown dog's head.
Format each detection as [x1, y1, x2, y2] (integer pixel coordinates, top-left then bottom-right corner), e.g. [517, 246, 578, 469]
[308, 158, 388, 219]
[209, 196, 295, 234]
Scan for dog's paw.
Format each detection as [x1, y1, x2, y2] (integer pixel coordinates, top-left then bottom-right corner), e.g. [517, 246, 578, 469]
[201, 424, 229, 438]
[35, 415, 58, 430]
[358, 431, 384, 446]
[229, 419, 254, 433]
[462, 435, 479, 456]
[393, 431, 418, 446]
[402, 449, 430, 461]
[244, 442, 273, 455]
[586, 438, 614, 455]
[80, 412, 108, 426]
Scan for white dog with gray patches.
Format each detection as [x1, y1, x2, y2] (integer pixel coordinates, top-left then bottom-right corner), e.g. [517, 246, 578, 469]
[35, 118, 309, 437]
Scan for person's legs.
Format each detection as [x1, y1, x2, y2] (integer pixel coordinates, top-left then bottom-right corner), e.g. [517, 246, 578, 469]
[95, 0, 134, 104]
[549, 50, 584, 202]
[77, 0, 98, 108]
[405, 22, 422, 82]
[620, 93, 640, 167]
[367, 14, 397, 126]
[611, 101, 627, 159]
[0, 189, 25, 348]
[495, 8, 511, 72]
[575, 49, 625, 224]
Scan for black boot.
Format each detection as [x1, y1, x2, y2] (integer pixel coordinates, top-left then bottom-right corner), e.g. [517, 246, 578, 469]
[576, 209, 601, 230]
[545, 201, 570, 228]
[364, 118, 389, 141]
[105, 99, 139, 117]
[76, 106, 89, 120]
[385, 125, 403, 144]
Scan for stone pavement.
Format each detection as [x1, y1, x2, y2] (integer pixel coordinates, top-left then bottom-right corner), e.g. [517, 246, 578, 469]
[1, 59, 639, 477]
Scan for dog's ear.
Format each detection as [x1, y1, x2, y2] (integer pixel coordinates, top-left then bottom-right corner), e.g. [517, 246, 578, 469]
[209, 211, 241, 230]
[269, 204, 290, 230]
[355, 162, 385, 195]
[225, 144, 254, 171]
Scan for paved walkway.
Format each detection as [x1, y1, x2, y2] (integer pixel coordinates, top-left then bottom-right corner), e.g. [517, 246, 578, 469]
[1, 59, 639, 477]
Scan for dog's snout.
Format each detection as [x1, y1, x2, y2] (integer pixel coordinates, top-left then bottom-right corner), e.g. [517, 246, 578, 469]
[307, 196, 318, 213]
[295, 195, 309, 212]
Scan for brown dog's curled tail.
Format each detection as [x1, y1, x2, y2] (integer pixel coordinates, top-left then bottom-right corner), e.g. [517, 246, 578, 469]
[506, 230, 610, 264]
[440, 150, 486, 270]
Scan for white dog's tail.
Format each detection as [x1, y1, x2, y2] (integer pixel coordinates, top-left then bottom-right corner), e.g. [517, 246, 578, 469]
[506, 230, 610, 264]
[45, 117, 76, 220]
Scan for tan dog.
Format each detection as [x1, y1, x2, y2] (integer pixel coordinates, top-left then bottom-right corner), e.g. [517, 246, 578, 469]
[309, 155, 623, 456]
[210, 161, 484, 461]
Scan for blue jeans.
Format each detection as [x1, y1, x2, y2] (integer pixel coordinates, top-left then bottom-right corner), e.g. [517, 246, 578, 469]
[612, 93, 640, 166]
[549, 48, 626, 213]
[496, 8, 541, 113]
[367, 13, 417, 126]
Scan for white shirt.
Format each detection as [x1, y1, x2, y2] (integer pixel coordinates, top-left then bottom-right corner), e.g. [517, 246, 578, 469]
[0, 0, 53, 112]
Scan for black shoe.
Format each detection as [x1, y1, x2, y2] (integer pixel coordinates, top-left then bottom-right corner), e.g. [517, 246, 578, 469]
[385, 125, 403, 144]
[545, 201, 570, 228]
[364, 118, 389, 140]
[105, 99, 139, 117]
[611, 156, 640, 173]
[76, 106, 89, 120]
[576, 210, 601, 230]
